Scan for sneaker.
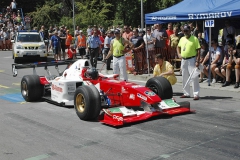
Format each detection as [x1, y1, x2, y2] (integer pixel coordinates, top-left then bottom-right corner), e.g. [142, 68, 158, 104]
[234, 82, 239, 88]
[222, 81, 230, 87]
[203, 79, 210, 83]
[193, 96, 199, 100]
[212, 78, 216, 83]
[199, 79, 203, 83]
[180, 95, 190, 98]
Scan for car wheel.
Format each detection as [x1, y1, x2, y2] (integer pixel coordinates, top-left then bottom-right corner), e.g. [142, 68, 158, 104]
[146, 76, 173, 100]
[21, 75, 44, 102]
[74, 85, 101, 121]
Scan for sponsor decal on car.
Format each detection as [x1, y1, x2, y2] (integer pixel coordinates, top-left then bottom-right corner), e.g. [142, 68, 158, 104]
[132, 85, 144, 88]
[144, 90, 156, 96]
[108, 80, 120, 83]
[59, 83, 64, 86]
[137, 93, 147, 101]
[52, 84, 63, 92]
[113, 115, 123, 121]
[129, 94, 135, 100]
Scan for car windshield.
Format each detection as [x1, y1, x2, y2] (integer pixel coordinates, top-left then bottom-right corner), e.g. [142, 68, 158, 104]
[17, 34, 43, 42]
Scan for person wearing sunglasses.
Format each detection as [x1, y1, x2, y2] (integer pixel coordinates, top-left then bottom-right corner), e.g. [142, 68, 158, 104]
[105, 29, 134, 81]
[177, 25, 201, 100]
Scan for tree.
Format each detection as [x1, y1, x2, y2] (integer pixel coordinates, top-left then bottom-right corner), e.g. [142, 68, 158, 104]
[27, 0, 62, 28]
[60, 0, 113, 32]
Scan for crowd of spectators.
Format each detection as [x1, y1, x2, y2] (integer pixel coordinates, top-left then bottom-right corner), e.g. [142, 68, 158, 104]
[0, 0, 23, 50]
[1, 5, 240, 88]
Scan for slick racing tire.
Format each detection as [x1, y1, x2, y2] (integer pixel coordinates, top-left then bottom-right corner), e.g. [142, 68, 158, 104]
[21, 75, 44, 102]
[74, 85, 101, 121]
[146, 76, 173, 100]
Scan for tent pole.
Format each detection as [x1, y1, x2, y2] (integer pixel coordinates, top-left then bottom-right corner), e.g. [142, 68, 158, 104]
[145, 24, 150, 75]
[208, 26, 211, 86]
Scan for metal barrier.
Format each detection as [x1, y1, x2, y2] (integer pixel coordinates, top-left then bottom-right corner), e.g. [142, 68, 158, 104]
[130, 48, 169, 74]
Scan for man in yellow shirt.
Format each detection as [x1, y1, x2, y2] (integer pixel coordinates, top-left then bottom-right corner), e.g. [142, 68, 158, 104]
[177, 25, 200, 100]
[153, 54, 177, 85]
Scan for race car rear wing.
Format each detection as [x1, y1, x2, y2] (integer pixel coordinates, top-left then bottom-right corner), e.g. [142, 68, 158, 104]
[12, 60, 75, 77]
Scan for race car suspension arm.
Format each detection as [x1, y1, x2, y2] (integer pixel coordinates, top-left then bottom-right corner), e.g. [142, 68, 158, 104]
[103, 88, 121, 96]
[44, 66, 51, 76]
[55, 65, 61, 76]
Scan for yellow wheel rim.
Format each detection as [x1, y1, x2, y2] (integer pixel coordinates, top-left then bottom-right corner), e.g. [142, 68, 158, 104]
[76, 93, 85, 113]
[21, 81, 28, 97]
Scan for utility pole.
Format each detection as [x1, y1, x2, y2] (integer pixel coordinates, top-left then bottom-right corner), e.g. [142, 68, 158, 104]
[72, 0, 75, 38]
[141, 0, 144, 30]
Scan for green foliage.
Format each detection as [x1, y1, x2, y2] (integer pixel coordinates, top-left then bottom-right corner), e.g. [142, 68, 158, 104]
[25, 0, 182, 30]
[27, 0, 62, 28]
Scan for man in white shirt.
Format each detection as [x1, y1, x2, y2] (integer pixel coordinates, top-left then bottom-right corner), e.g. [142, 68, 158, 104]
[103, 31, 113, 70]
[201, 39, 223, 83]
[10, 0, 17, 14]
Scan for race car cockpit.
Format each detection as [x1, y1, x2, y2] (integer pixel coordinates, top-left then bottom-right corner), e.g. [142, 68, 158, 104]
[84, 67, 99, 80]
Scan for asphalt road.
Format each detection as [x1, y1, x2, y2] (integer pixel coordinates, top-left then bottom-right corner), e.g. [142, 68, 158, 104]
[0, 51, 240, 160]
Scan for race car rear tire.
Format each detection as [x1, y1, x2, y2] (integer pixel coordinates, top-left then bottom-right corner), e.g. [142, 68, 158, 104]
[146, 76, 173, 100]
[21, 75, 44, 102]
[74, 85, 101, 121]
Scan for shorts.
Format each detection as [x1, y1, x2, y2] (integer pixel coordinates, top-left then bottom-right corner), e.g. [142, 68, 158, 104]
[78, 48, 86, 56]
[103, 48, 110, 55]
[61, 45, 66, 53]
[205, 62, 222, 68]
[65, 45, 70, 49]
[53, 47, 59, 55]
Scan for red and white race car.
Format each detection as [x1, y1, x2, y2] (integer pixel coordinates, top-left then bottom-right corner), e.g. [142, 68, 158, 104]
[12, 59, 192, 126]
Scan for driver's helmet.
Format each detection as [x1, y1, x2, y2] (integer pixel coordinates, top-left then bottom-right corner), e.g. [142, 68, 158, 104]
[85, 67, 99, 80]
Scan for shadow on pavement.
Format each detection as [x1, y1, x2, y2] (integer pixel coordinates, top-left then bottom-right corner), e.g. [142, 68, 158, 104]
[200, 96, 232, 100]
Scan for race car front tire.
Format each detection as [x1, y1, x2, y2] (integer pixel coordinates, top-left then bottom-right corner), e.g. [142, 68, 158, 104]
[21, 75, 44, 102]
[146, 76, 173, 100]
[74, 85, 101, 121]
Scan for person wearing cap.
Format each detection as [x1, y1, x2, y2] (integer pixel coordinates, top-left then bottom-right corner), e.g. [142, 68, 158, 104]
[49, 31, 61, 60]
[86, 30, 102, 68]
[76, 30, 86, 59]
[177, 24, 201, 100]
[105, 29, 134, 81]
[153, 54, 177, 85]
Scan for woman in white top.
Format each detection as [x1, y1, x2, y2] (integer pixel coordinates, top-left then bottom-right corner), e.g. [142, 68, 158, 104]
[10, 0, 17, 13]
[143, 28, 156, 70]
